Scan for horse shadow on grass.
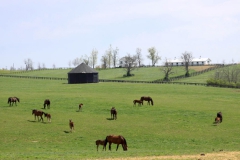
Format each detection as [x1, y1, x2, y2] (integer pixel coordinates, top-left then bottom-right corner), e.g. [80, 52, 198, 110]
[106, 118, 115, 120]
[27, 120, 47, 124]
[64, 131, 71, 134]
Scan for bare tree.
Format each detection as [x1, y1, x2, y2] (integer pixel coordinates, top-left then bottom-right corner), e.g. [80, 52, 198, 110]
[124, 53, 138, 76]
[181, 51, 193, 77]
[52, 64, 56, 69]
[83, 55, 89, 66]
[136, 48, 143, 67]
[106, 45, 112, 68]
[147, 47, 161, 66]
[24, 58, 34, 70]
[161, 58, 174, 81]
[112, 47, 119, 68]
[68, 60, 72, 68]
[72, 58, 82, 67]
[101, 55, 108, 69]
[38, 63, 41, 70]
[90, 49, 98, 69]
[42, 63, 46, 69]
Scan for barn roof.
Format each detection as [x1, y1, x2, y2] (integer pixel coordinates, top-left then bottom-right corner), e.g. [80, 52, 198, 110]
[68, 63, 98, 73]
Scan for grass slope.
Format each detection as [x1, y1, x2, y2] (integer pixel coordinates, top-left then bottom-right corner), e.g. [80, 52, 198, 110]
[0, 77, 240, 159]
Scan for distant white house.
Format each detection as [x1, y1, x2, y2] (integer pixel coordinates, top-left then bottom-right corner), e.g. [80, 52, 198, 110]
[119, 57, 138, 67]
[168, 57, 211, 66]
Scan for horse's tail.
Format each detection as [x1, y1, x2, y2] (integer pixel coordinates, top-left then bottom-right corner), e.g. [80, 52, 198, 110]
[104, 136, 108, 146]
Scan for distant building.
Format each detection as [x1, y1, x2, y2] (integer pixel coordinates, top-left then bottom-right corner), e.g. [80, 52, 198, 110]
[68, 63, 98, 84]
[168, 57, 211, 66]
[119, 57, 138, 67]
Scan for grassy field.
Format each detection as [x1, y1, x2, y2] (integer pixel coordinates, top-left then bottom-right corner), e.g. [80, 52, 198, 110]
[0, 76, 240, 159]
[0, 65, 214, 83]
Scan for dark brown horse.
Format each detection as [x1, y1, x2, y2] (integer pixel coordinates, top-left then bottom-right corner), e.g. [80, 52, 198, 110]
[43, 99, 50, 109]
[110, 107, 117, 120]
[69, 119, 74, 132]
[96, 140, 106, 151]
[44, 112, 51, 122]
[32, 109, 44, 122]
[140, 96, 153, 105]
[216, 112, 222, 123]
[79, 103, 83, 111]
[104, 135, 127, 151]
[8, 97, 20, 106]
[133, 100, 143, 106]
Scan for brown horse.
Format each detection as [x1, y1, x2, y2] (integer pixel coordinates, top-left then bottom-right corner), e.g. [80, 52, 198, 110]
[140, 96, 153, 105]
[214, 117, 221, 124]
[104, 135, 127, 151]
[44, 112, 51, 122]
[8, 97, 20, 106]
[96, 140, 106, 151]
[69, 119, 74, 132]
[216, 112, 222, 123]
[79, 103, 83, 111]
[32, 109, 44, 122]
[133, 100, 143, 106]
[111, 107, 117, 120]
[43, 99, 50, 109]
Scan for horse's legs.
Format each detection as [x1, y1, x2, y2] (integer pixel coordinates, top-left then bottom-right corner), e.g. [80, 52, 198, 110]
[97, 144, 98, 151]
[109, 142, 112, 151]
[116, 144, 119, 151]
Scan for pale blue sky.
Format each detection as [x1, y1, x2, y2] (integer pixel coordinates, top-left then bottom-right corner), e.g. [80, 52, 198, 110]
[1, 0, 240, 69]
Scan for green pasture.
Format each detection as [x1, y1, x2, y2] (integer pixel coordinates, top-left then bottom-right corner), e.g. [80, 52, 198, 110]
[0, 66, 196, 82]
[0, 77, 240, 159]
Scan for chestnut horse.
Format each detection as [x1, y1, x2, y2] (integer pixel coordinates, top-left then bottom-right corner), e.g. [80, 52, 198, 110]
[104, 135, 127, 151]
[96, 140, 106, 151]
[133, 100, 143, 106]
[44, 112, 51, 122]
[111, 107, 117, 120]
[8, 97, 20, 106]
[79, 103, 83, 111]
[214, 117, 221, 124]
[69, 119, 74, 132]
[43, 99, 50, 109]
[32, 109, 44, 122]
[140, 96, 153, 105]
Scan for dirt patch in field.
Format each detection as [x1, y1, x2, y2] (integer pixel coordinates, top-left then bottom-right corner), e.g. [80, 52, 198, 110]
[100, 151, 240, 160]
[189, 66, 215, 72]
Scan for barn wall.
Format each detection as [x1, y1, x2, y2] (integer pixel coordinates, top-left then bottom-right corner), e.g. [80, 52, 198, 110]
[68, 73, 98, 84]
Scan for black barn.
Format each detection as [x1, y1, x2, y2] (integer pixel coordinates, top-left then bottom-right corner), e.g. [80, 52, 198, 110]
[68, 63, 98, 84]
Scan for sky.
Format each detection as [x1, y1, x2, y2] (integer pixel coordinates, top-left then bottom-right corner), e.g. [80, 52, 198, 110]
[1, 0, 240, 69]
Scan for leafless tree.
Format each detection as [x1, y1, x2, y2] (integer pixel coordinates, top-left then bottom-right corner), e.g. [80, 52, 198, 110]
[90, 49, 98, 69]
[181, 51, 193, 77]
[136, 48, 143, 67]
[42, 63, 46, 69]
[72, 58, 82, 67]
[24, 58, 34, 70]
[161, 58, 174, 81]
[215, 64, 240, 83]
[101, 55, 108, 69]
[83, 55, 89, 66]
[37, 63, 41, 70]
[124, 53, 138, 76]
[106, 45, 112, 68]
[53, 64, 56, 69]
[112, 47, 119, 68]
[147, 47, 161, 66]
[68, 60, 72, 68]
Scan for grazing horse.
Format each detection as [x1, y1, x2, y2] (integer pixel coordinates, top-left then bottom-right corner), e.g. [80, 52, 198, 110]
[43, 99, 50, 109]
[32, 109, 44, 122]
[104, 135, 127, 151]
[8, 97, 20, 106]
[69, 119, 74, 132]
[79, 103, 83, 111]
[133, 100, 143, 106]
[140, 96, 154, 105]
[44, 112, 51, 122]
[217, 112, 222, 123]
[214, 117, 221, 124]
[110, 107, 117, 120]
[96, 140, 106, 151]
